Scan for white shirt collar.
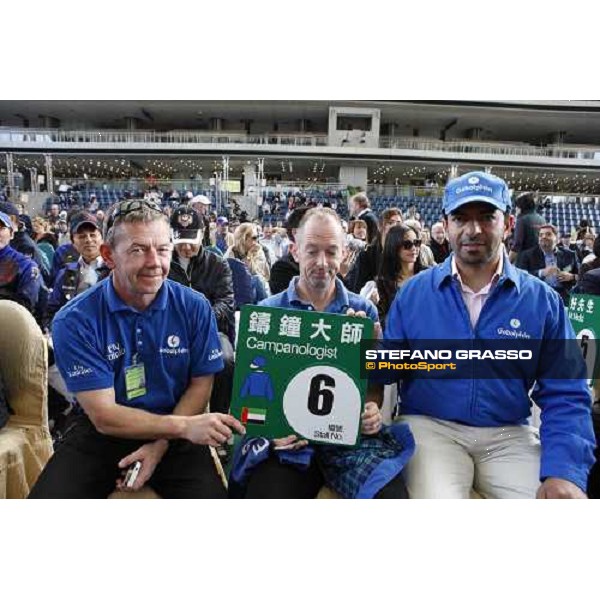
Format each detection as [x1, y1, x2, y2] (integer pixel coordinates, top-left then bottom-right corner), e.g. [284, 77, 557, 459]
[78, 255, 104, 270]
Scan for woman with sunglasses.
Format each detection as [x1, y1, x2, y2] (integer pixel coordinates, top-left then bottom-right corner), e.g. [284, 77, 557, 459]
[370, 224, 427, 329]
[224, 223, 270, 301]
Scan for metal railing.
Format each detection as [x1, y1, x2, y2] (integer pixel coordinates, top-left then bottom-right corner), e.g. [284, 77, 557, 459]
[0, 128, 329, 147]
[2, 127, 600, 162]
[379, 136, 600, 160]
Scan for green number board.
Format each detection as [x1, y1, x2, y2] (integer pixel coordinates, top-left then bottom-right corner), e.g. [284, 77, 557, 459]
[230, 305, 374, 447]
[567, 293, 600, 385]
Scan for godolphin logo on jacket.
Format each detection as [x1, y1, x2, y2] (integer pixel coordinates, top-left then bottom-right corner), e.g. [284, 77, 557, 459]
[209, 347, 223, 361]
[106, 342, 125, 361]
[497, 318, 530, 339]
[160, 333, 189, 355]
[67, 364, 94, 378]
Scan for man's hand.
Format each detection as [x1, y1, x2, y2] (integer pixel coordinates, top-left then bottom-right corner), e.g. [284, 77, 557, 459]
[557, 271, 576, 283]
[536, 477, 587, 499]
[182, 413, 245, 446]
[361, 401, 382, 436]
[116, 439, 169, 491]
[272, 434, 308, 452]
[340, 249, 358, 277]
[541, 266, 559, 278]
[346, 308, 382, 339]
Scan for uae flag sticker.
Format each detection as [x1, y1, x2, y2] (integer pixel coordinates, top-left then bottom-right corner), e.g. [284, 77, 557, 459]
[241, 407, 267, 425]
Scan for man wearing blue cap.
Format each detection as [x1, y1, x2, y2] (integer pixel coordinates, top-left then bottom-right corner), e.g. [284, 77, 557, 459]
[0, 210, 42, 313]
[379, 171, 595, 499]
[0, 200, 51, 287]
[45, 211, 109, 326]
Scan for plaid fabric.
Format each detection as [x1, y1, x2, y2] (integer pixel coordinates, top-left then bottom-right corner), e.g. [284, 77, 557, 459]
[316, 423, 415, 499]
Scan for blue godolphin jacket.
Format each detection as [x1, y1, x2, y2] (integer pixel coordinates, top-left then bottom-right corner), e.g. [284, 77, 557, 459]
[378, 253, 595, 491]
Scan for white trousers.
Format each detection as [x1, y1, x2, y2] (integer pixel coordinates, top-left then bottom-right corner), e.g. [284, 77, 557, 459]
[398, 415, 541, 499]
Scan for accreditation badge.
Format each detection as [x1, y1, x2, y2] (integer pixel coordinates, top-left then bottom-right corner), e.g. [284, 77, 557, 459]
[125, 361, 147, 400]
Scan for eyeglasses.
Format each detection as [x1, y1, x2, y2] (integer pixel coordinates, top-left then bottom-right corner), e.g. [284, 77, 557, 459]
[105, 199, 163, 233]
[401, 239, 422, 250]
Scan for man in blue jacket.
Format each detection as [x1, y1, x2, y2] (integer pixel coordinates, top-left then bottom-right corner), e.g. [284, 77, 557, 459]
[0, 210, 41, 313]
[46, 211, 109, 326]
[381, 171, 595, 499]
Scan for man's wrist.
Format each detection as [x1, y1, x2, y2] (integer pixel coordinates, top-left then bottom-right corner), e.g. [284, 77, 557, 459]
[152, 438, 169, 454]
[168, 415, 189, 440]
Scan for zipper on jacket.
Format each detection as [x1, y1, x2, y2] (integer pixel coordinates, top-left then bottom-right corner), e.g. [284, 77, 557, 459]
[449, 278, 477, 420]
[170, 261, 193, 288]
[470, 276, 508, 421]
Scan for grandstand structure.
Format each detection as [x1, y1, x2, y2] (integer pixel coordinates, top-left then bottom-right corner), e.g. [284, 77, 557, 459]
[2, 100, 600, 233]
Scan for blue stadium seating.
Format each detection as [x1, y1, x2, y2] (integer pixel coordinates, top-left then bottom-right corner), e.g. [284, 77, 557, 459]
[42, 188, 600, 238]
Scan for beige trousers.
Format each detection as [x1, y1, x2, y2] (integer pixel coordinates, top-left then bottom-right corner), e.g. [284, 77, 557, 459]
[399, 415, 541, 499]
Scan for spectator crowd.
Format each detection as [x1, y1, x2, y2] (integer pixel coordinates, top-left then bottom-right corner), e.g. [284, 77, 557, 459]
[1, 171, 598, 499]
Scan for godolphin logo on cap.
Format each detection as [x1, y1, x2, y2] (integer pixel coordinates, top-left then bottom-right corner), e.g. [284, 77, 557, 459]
[468, 176, 480, 185]
[510, 318, 521, 329]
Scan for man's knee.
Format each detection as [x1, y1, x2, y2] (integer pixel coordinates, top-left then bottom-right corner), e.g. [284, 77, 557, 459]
[29, 449, 116, 499]
[474, 427, 541, 499]
[151, 442, 227, 499]
[399, 418, 475, 499]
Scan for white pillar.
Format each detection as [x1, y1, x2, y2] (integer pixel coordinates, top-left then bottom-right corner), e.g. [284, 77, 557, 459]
[44, 154, 54, 193]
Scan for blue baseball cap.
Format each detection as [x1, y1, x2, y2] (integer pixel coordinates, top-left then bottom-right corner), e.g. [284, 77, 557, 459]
[443, 171, 511, 215]
[70, 211, 100, 235]
[250, 356, 267, 369]
[0, 201, 19, 218]
[0, 211, 14, 230]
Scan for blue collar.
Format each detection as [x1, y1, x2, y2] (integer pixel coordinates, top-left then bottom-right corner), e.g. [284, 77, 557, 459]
[434, 251, 521, 293]
[104, 275, 169, 314]
[285, 276, 351, 313]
